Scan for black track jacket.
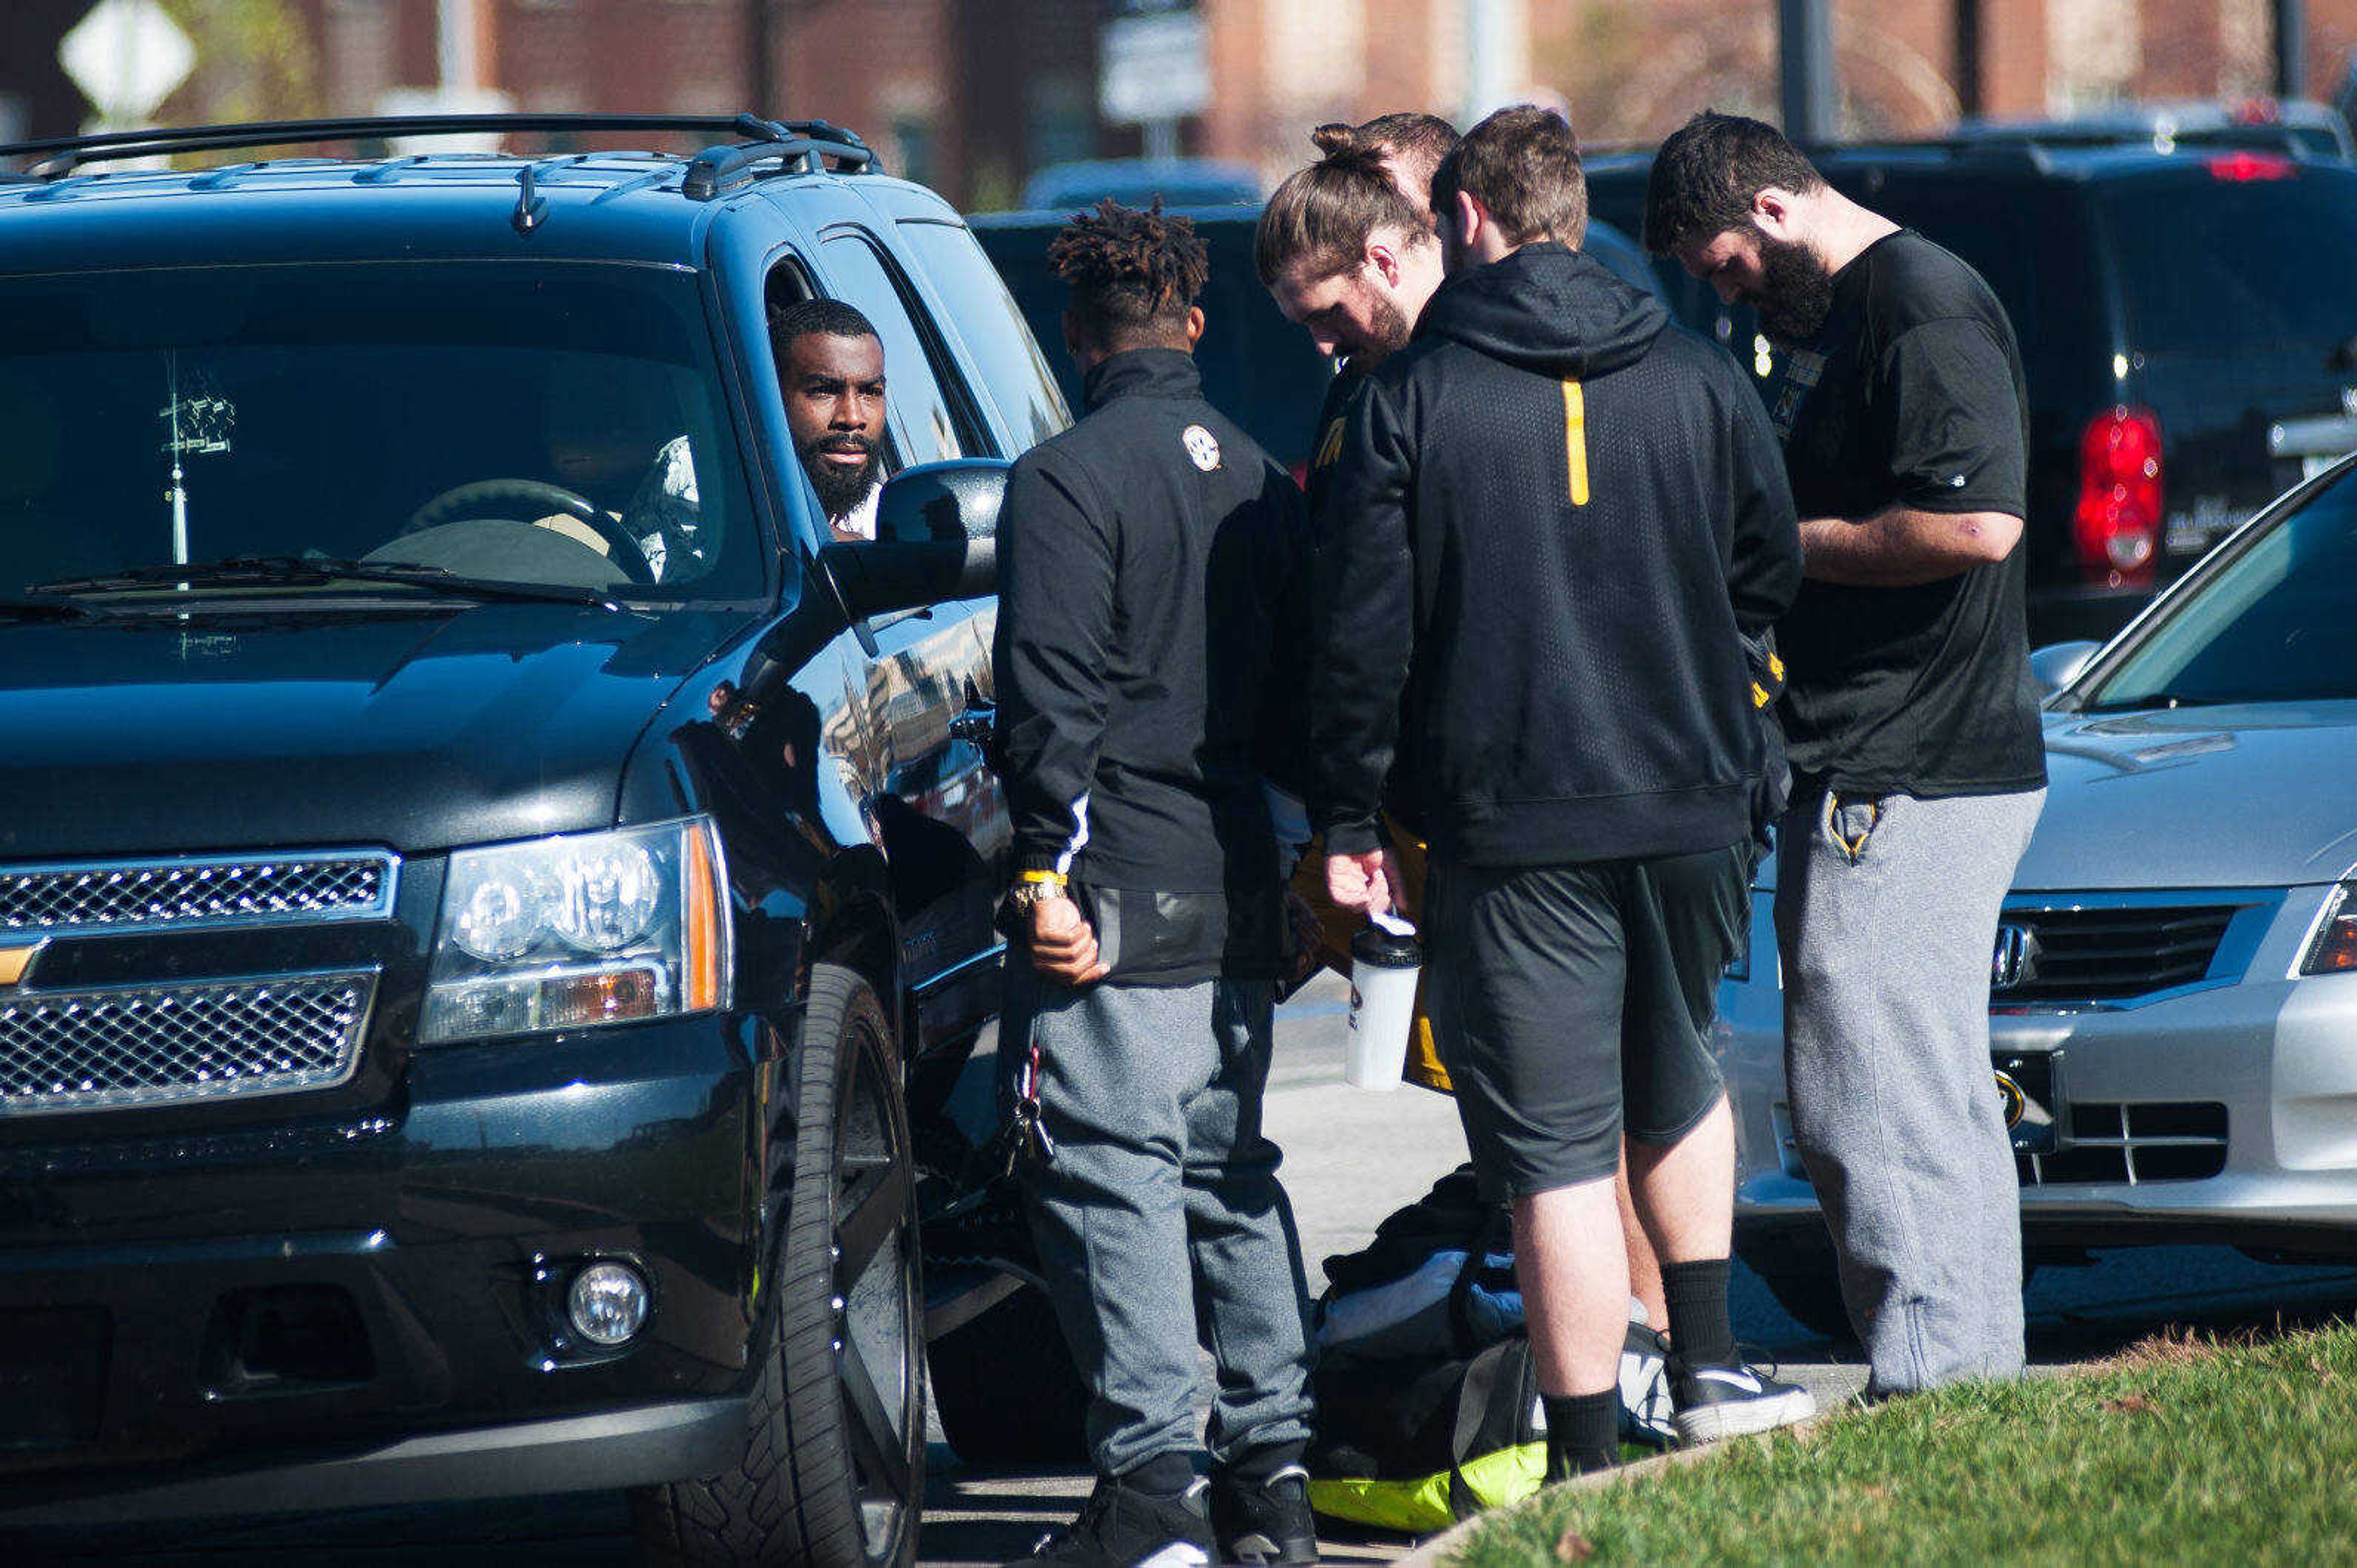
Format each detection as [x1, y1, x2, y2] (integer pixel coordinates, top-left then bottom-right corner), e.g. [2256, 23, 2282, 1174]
[1310, 242, 1803, 867]
[994, 347, 1309, 981]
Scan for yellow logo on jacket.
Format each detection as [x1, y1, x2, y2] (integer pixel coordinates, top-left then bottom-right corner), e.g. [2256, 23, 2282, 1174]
[1561, 379, 1589, 506]
[1314, 417, 1345, 470]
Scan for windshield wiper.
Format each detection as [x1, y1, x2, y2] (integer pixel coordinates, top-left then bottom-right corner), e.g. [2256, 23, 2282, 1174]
[29, 555, 623, 611]
[2084, 692, 2239, 713]
[0, 597, 96, 622]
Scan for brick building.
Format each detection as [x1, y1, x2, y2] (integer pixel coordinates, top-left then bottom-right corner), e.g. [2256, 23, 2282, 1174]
[6, 1, 2356, 203]
[281, 0, 1104, 204]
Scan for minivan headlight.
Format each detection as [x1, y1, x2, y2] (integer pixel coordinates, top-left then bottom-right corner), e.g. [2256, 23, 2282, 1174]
[2302, 882, 2357, 977]
[421, 818, 731, 1043]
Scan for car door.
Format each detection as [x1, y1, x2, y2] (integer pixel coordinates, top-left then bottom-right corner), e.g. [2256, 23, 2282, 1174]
[798, 226, 1008, 1056]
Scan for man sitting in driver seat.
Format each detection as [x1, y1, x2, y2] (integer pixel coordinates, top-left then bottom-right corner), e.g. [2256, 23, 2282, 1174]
[532, 298, 891, 579]
[768, 296, 891, 543]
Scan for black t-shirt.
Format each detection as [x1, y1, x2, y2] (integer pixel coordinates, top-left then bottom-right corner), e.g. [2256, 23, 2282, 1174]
[1770, 230, 2048, 799]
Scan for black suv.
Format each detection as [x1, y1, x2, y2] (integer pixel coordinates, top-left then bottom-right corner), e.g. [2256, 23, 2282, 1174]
[0, 114, 1070, 1563]
[1588, 142, 2357, 642]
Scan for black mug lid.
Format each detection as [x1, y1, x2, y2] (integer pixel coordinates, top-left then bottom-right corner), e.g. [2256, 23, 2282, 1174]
[1350, 922, 1422, 968]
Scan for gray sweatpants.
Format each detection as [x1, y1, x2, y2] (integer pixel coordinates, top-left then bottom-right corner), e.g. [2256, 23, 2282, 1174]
[1775, 787, 2045, 1393]
[1001, 967, 1316, 1478]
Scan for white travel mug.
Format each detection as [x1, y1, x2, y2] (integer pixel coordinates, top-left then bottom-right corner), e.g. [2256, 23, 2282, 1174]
[1344, 913, 1423, 1091]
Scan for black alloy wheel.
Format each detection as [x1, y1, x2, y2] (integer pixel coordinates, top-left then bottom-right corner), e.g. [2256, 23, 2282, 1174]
[634, 965, 926, 1566]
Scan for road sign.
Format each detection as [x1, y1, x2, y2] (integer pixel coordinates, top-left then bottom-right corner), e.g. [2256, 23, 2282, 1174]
[1100, 7, 1209, 126]
[61, 0, 196, 122]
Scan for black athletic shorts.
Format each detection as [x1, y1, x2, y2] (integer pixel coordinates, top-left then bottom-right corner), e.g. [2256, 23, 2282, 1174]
[1424, 843, 1752, 1201]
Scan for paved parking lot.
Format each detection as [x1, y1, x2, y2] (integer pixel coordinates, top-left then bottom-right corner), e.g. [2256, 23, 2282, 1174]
[25, 971, 2357, 1564]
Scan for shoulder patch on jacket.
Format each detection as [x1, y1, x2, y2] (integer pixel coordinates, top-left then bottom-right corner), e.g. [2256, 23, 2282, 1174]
[1182, 424, 1223, 472]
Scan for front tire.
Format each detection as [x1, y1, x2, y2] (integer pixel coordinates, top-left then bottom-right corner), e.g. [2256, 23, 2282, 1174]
[634, 965, 926, 1567]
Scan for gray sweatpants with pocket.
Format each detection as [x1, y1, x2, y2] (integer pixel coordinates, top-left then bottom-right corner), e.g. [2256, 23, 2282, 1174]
[1001, 967, 1316, 1478]
[1775, 787, 2045, 1393]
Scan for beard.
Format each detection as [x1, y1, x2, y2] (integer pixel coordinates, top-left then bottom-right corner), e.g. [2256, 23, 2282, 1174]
[800, 434, 880, 519]
[1746, 233, 1837, 349]
[1344, 288, 1415, 371]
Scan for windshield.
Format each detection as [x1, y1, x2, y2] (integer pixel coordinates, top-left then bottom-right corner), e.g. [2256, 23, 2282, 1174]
[2083, 464, 2357, 708]
[2101, 176, 2357, 357]
[0, 261, 762, 603]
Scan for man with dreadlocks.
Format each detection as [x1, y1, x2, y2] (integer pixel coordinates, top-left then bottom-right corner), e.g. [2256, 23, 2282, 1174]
[992, 200, 1319, 1568]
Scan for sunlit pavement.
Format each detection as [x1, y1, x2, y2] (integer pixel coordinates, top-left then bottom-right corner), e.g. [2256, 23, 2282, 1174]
[23, 970, 2357, 1564]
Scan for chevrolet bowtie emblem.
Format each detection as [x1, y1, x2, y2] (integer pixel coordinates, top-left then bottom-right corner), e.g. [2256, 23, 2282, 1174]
[0, 944, 40, 988]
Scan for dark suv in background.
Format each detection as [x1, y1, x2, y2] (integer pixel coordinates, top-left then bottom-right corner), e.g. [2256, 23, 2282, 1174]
[1588, 141, 2357, 641]
[0, 113, 1067, 1564]
[971, 201, 1667, 476]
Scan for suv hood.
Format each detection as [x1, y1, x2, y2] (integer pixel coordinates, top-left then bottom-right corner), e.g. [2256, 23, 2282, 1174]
[2021, 703, 2357, 890]
[0, 604, 750, 860]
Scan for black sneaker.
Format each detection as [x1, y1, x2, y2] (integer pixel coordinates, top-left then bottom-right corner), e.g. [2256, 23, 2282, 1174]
[1209, 1463, 1319, 1566]
[1671, 1358, 1817, 1443]
[1015, 1475, 1217, 1568]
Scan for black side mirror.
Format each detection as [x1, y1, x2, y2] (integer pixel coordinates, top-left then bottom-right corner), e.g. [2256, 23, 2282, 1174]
[874, 457, 1010, 544]
[817, 458, 1007, 624]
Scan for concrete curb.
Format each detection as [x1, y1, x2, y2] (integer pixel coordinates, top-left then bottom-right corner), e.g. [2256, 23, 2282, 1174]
[1388, 1414, 1833, 1568]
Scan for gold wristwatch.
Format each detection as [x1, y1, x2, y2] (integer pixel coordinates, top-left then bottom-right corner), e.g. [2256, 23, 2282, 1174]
[1006, 870, 1067, 917]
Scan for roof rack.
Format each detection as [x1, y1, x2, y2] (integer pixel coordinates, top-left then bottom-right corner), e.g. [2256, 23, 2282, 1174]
[0, 113, 873, 185]
[681, 120, 872, 199]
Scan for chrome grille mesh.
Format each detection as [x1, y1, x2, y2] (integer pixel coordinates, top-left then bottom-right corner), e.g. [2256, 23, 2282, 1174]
[1992, 903, 2242, 1003]
[0, 971, 376, 1116]
[0, 852, 395, 938]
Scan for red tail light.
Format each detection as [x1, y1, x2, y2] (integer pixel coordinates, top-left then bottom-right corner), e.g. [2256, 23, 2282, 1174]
[2207, 150, 2296, 182]
[2074, 407, 2162, 587]
[1289, 460, 1310, 491]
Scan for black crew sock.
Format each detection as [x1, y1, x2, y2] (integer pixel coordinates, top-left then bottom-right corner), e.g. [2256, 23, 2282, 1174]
[1662, 1257, 1736, 1369]
[1228, 1439, 1308, 1484]
[1125, 1451, 1198, 1497]
[1541, 1391, 1620, 1479]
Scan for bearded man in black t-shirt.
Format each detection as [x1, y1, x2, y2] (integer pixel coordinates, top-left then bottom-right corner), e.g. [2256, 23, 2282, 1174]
[1644, 112, 2048, 1397]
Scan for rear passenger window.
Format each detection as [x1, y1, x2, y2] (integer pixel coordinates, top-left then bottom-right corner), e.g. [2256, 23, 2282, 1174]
[897, 220, 1072, 452]
[818, 230, 985, 466]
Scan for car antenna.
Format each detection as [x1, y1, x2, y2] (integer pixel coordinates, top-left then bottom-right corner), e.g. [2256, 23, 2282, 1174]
[512, 163, 548, 236]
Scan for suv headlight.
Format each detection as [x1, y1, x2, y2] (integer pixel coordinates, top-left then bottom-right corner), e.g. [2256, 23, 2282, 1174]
[420, 818, 732, 1044]
[2302, 882, 2357, 977]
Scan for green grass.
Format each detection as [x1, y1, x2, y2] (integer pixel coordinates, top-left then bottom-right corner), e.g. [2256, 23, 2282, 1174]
[1452, 1322, 2357, 1567]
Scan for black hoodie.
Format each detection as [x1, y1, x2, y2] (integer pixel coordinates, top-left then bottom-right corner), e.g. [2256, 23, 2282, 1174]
[1309, 243, 1803, 867]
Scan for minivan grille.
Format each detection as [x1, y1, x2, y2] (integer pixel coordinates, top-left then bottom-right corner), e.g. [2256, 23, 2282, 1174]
[0, 852, 395, 938]
[1992, 904, 2240, 1003]
[0, 971, 376, 1117]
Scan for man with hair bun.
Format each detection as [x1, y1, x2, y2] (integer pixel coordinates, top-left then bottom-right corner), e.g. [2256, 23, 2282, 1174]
[1314, 105, 1814, 1479]
[1258, 115, 1455, 522]
[993, 200, 1319, 1568]
[1256, 121, 1447, 385]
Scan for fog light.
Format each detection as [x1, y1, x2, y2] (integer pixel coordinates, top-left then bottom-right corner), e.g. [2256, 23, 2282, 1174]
[567, 1261, 650, 1347]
